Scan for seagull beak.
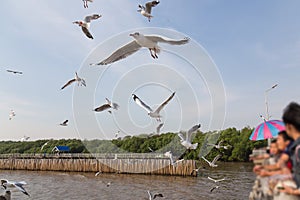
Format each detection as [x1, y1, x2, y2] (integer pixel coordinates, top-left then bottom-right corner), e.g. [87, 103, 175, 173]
[129, 33, 134, 37]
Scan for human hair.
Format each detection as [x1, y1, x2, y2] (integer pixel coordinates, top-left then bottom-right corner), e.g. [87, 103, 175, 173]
[271, 139, 277, 144]
[282, 102, 300, 132]
[278, 130, 293, 142]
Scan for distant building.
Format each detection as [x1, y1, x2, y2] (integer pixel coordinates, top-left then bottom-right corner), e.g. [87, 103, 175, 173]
[52, 146, 70, 153]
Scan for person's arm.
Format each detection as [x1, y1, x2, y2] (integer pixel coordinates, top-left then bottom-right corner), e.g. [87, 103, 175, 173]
[263, 153, 289, 171]
[279, 185, 300, 195]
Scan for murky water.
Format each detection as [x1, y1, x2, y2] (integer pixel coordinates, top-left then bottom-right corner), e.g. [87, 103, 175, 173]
[0, 162, 255, 200]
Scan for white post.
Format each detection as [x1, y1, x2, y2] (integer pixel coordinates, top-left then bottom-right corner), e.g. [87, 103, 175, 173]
[265, 84, 278, 147]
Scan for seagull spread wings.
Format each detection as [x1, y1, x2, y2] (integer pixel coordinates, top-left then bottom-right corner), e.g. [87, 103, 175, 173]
[132, 94, 153, 113]
[96, 41, 142, 65]
[153, 92, 175, 114]
[208, 176, 225, 183]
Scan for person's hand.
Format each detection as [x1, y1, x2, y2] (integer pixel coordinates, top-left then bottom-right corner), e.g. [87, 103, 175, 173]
[278, 184, 300, 195]
[253, 165, 263, 173]
[259, 169, 269, 177]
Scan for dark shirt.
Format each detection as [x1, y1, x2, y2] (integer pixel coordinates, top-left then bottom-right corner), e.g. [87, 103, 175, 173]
[289, 137, 300, 188]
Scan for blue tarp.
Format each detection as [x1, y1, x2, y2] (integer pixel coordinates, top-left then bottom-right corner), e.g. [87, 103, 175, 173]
[53, 146, 70, 152]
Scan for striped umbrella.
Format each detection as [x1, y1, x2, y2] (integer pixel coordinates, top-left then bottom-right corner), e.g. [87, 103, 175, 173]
[249, 120, 285, 141]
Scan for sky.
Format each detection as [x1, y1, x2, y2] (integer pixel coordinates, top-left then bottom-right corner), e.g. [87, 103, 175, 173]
[0, 0, 300, 141]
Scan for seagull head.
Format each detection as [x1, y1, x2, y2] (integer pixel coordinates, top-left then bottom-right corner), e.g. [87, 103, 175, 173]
[129, 32, 140, 39]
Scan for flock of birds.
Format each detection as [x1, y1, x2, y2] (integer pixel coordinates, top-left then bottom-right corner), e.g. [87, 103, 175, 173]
[2, 0, 231, 198]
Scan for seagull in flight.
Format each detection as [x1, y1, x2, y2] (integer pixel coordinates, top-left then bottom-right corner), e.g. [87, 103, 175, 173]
[207, 140, 231, 150]
[91, 32, 189, 65]
[147, 190, 163, 200]
[201, 154, 221, 167]
[156, 123, 164, 134]
[132, 92, 175, 122]
[41, 141, 50, 151]
[61, 72, 86, 90]
[73, 14, 101, 39]
[190, 166, 206, 176]
[1, 180, 30, 196]
[164, 151, 184, 166]
[137, 1, 160, 22]
[208, 176, 226, 183]
[0, 190, 11, 200]
[6, 69, 22, 75]
[8, 110, 15, 120]
[93, 98, 120, 112]
[177, 124, 201, 150]
[20, 135, 30, 142]
[83, 0, 93, 8]
[59, 120, 68, 126]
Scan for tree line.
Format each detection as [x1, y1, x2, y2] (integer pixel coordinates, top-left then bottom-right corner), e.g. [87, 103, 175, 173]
[0, 127, 267, 162]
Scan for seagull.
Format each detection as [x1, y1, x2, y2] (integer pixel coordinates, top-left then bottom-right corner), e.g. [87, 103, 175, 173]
[73, 14, 101, 39]
[147, 190, 163, 200]
[106, 182, 111, 187]
[177, 124, 201, 150]
[61, 72, 86, 90]
[8, 110, 15, 120]
[208, 176, 226, 183]
[207, 140, 231, 150]
[0, 190, 11, 200]
[190, 166, 206, 176]
[201, 154, 221, 167]
[59, 120, 68, 126]
[164, 151, 184, 166]
[91, 32, 189, 65]
[6, 69, 22, 75]
[210, 185, 220, 193]
[148, 147, 154, 152]
[137, 1, 160, 22]
[40, 141, 49, 151]
[95, 171, 102, 176]
[1, 180, 30, 196]
[132, 92, 175, 122]
[156, 123, 164, 134]
[83, 0, 93, 8]
[115, 130, 120, 138]
[93, 98, 120, 112]
[20, 135, 30, 142]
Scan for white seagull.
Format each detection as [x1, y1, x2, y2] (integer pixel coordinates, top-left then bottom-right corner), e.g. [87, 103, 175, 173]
[40, 141, 49, 151]
[0, 190, 11, 200]
[6, 69, 22, 75]
[201, 154, 221, 167]
[73, 14, 101, 39]
[164, 151, 184, 166]
[137, 1, 160, 22]
[207, 140, 231, 150]
[177, 124, 201, 150]
[61, 72, 86, 90]
[91, 32, 189, 65]
[93, 98, 120, 112]
[20, 135, 30, 142]
[59, 119, 68, 126]
[147, 190, 163, 200]
[83, 0, 93, 8]
[156, 123, 164, 134]
[8, 110, 15, 120]
[95, 171, 102, 176]
[132, 92, 175, 122]
[208, 176, 226, 183]
[1, 180, 29, 196]
[115, 130, 120, 138]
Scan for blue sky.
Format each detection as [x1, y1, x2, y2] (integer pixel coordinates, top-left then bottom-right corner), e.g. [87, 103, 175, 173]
[0, 0, 299, 141]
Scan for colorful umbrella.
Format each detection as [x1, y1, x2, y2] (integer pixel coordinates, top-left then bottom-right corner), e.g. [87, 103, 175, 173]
[249, 120, 285, 141]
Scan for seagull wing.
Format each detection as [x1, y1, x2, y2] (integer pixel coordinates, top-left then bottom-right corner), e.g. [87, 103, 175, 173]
[208, 176, 216, 182]
[210, 186, 217, 192]
[218, 140, 224, 146]
[153, 193, 163, 199]
[84, 14, 101, 23]
[81, 27, 93, 39]
[94, 104, 111, 112]
[61, 79, 76, 90]
[156, 123, 164, 134]
[177, 132, 185, 141]
[153, 92, 175, 114]
[145, 1, 160, 14]
[186, 124, 201, 142]
[95, 41, 142, 65]
[63, 120, 68, 125]
[212, 154, 221, 164]
[146, 36, 189, 45]
[132, 94, 153, 113]
[201, 156, 211, 165]
[14, 182, 29, 196]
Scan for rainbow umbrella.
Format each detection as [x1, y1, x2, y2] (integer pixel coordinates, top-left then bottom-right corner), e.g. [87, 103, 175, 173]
[250, 120, 285, 141]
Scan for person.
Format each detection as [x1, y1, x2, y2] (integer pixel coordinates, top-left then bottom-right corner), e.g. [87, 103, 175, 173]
[279, 102, 300, 195]
[254, 131, 293, 177]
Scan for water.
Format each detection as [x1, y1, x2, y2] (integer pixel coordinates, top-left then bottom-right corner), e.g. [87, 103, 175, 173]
[0, 162, 255, 200]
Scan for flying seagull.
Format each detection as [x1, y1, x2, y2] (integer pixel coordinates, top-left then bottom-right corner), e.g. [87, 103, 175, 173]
[190, 166, 206, 176]
[208, 176, 226, 183]
[83, 0, 93, 8]
[91, 32, 189, 65]
[95, 171, 102, 176]
[20, 135, 30, 142]
[73, 14, 101, 39]
[93, 98, 119, 112]
[1, 180, 30, 196]
[177, 124, 201, 150]
[6, 69, 22, 75]
[207, 140, 231, 150]
[59, 120, 68, 126]
[201, 154, 221, 167]
[137, 1, 160, 22]
[0, 190, 11, 200]
[147, 190, 163, 200]
[156, 123, 164, 134]
[132, 92, 175, 122]
[210, 185, 220, 193]
[41, 141, 49, 151]
[61, 72, 86, 90]
[8, 110, 15, 120]
[164, 151, 184, 166]
[115, 130, 120, 138]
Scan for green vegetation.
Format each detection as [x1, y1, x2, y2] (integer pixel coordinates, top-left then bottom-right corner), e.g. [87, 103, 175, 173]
[0, 127, 267, 162]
